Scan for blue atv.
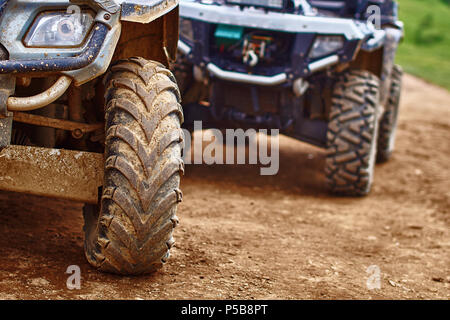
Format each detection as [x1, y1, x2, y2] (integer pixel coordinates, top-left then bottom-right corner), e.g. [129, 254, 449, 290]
[175, 0, 404, 196]
[0, 0, 183, 275]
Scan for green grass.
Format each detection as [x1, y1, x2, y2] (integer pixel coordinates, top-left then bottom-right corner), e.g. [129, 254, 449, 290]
[396, 0, 450, 89]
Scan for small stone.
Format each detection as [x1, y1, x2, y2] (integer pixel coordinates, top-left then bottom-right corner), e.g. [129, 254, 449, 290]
[431, 277, 444, 283]
[30, 278, 50, 287]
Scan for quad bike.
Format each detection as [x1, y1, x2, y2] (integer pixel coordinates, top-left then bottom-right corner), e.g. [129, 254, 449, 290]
[0, 0, 184, 275]
[174, 0, 404, 196]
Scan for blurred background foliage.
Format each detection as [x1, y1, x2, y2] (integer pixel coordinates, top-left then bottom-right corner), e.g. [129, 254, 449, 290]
[396, 0, 450, 89]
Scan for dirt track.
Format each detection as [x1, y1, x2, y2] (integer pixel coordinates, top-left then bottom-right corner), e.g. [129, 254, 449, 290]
[0, 74, 448, 299]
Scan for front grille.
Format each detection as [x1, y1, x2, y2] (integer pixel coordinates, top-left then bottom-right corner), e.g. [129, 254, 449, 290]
[210, 26, 295, 76]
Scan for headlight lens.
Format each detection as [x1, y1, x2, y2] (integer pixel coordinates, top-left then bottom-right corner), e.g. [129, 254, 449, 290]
[180, 18, 194, 42]
[24, 10, 95, 48]
[309, 35, 344, 59]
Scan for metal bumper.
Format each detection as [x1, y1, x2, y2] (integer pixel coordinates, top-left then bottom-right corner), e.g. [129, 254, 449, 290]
[178, 40, 191, 55]
[203, 54, 340, 86]
[6, 76, 72, 111]
[206, 63, 287, 86]
[0, 23, 109, 75]
[308, 55, 339, 72]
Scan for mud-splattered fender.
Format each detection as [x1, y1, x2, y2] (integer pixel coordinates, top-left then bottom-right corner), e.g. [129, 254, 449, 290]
[112, 3, 179, 67]
[77, 0, 178, 23]
[102, 0, 180, 65]
[117, 0, 178, 23]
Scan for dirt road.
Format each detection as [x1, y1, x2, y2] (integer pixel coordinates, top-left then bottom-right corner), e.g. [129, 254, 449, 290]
[0, 74, 448, 299]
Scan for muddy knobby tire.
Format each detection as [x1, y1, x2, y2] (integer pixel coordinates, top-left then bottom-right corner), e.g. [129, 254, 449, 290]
[377, 64, 403, 163]
[325, 70, 380, 196]
[83, 57, 184, 275]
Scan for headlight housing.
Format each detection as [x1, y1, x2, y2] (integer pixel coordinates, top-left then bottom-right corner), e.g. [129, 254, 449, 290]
[23, 10, 95, 48]
[180, 18, 194, 42]
[309, 35, 344, 59]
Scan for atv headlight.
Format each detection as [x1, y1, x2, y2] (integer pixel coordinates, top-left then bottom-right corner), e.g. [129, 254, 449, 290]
[309, 35, 344, 59]
[180, 18, 194, 42]
[24, 10, 95, 48]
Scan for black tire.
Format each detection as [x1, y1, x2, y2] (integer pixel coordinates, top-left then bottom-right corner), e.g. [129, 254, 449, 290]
[377, 64, 403, 163]
[325, 70, 380, 196]
[83, 57, 184, 275]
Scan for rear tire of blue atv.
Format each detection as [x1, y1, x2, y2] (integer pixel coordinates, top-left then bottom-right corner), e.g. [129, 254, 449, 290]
[377, 64, 403, 163]
[325, 69, 380, 196]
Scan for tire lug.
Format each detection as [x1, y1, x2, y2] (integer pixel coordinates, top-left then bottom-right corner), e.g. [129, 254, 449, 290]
[171, 215, 179, 228]
[166, 237, 175, 249]
[174, 188, 183, 203]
